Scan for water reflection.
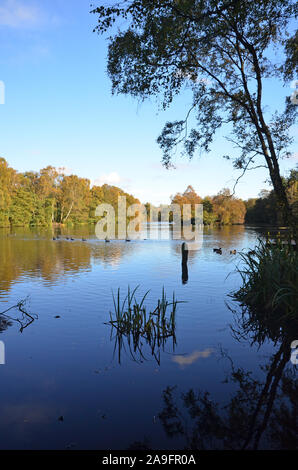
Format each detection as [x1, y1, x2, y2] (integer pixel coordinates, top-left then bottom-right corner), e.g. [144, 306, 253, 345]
[0, 316, 12, 333]
[181, 242, 188, 285]
[158, 341, 296, 449]
[0, 225, 295, 450]
[0, 230, 138, 293]
[0, 298, 37, 332]
[106, 287, 179, 365]
[171, 225, 247, 260]
[0, 224, 248, 294]
[158, 299, 298, 450]
[228, 297, 298, 347]
[0, 235, 92, 292]
[172, 348, 214, 367]
[181, 263, 188, 285]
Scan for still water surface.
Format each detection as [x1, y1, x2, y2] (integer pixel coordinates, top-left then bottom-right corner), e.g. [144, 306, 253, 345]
[0, 225, 296, 449]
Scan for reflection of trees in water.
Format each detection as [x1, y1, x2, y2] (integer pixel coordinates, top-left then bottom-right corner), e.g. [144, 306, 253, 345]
[227, 288, 298, 347]
[171, 242, 198, 266]
[0, 237, 92, 292]
[158, 301, 298, 450]
[0, 235, 138, 292]
[0, 225, 249, 293]
[203, 225, 246, 250]
[0, 316, 12, 333]
[91, 242, 138, 268]
[171, 225, 246, 261]
[158, 343, 297, 449]
[150, 224, 246, 261]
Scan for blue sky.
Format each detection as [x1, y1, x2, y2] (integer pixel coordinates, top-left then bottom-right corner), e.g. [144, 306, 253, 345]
[0, 0, 297, 205]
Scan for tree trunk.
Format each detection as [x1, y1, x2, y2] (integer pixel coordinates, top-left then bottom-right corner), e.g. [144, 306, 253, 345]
[63, 201, 74, 224]
[248, 44, 297, 240]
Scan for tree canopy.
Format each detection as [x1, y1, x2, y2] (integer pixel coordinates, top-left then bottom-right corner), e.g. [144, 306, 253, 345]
[171, 185, 246, 224]
[91, 0, 298, 232]
[246, 167, 298, 225]
[0, 158, 140, 228]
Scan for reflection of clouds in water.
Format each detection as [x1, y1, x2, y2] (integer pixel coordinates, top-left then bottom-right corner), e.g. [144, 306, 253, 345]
[172, 348, 214, 367]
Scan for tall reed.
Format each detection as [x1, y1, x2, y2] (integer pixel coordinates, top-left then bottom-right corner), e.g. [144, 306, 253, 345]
[106, 286, 182, 364]
[230, 239, 297, 324]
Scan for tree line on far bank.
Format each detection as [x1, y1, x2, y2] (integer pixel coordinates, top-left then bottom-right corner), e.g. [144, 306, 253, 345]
[0, 158, 140, 228]
[164, 171, 297, 226]
[245, 169, 298, 226]
[0, 158, 297, 228]
[170, 185, 246, 225]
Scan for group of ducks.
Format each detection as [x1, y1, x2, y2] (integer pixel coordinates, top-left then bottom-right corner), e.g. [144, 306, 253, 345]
[104, 237, 131, 243]
[213, 248, 237, 255]
[52, 236, 132, 243]
[53, 237, 237, 253]
[53, 236, 87, 242]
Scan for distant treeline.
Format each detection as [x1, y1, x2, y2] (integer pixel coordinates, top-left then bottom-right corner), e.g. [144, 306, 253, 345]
[245, 169, 298, 225]
[169, 185, 246, 225]
[169, 174, 297, 226]
[0, 158, 140, 227]
[0, 159, 297, 228]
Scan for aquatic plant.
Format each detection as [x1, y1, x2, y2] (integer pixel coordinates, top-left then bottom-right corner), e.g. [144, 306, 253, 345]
[230, 239, 298, 326]
[106, 286, 182, 364]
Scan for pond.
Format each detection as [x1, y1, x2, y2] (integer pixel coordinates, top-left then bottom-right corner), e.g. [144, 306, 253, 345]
[0, 225, 296, 450]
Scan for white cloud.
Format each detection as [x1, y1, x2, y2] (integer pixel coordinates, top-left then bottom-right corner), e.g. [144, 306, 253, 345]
[93, 172, 133, 189]
[94, 172, 122, 186]
[0, 0, 43, 28]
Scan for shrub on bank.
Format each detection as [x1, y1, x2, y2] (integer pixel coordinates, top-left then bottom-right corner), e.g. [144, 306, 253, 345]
[231, 240, 297, 323]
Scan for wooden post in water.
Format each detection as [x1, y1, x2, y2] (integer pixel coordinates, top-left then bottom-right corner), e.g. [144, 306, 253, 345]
[182, 242, 189, 284]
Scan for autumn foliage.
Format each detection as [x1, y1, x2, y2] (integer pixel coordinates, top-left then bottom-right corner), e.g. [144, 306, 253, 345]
[171, 185, 246, 225]
[0, 158, 139, 227]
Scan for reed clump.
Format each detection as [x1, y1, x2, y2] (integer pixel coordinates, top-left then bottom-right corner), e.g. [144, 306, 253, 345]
[230, 239, 297, 324]
[106, 286, 181, 364]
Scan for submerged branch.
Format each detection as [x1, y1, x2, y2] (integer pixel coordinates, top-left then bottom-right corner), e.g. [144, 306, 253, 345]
[0, 298, 38, 332]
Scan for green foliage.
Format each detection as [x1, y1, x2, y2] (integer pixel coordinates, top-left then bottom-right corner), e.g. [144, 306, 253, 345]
[1, 155, 295, 228]
[245, 193, 278, 225]
[92, 0, 297, 229]
[0, 157, 17, 227]
[212, 188, 246, 225]
[172, 186, 246, 225]
[0, 158, 140, 227]
[231, 240, 298, 324]
[245, 169, 298, 225]
[106, 286, 181, 364]
[89, 184, 140, 223]
[9, 187, 36, 227]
